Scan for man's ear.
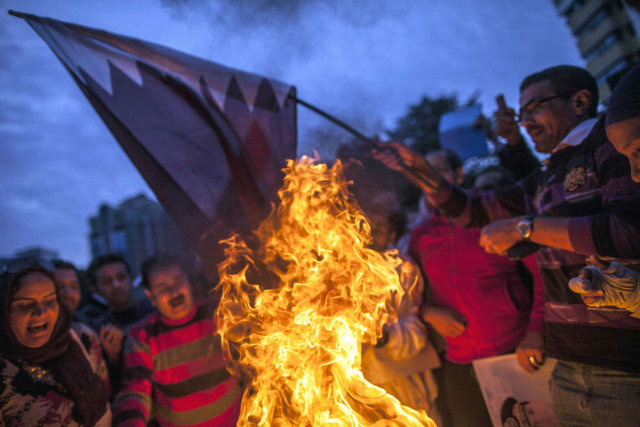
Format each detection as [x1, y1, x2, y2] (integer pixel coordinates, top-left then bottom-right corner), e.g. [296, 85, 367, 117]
[571, 89, 592, 117]
[144, 289, 156, 307]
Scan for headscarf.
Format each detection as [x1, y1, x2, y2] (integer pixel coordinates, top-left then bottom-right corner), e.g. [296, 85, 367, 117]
[0, 266, 71, 363]
[0, 263, 108, 426]
[605, 62, 640, 127]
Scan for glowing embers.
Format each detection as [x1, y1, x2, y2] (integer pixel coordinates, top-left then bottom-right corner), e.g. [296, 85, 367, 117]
[217, 157, 435, 426]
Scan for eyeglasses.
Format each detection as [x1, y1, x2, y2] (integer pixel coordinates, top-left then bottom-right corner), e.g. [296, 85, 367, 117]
[517, 94, 564, 123]
[0, 256, 55, 276]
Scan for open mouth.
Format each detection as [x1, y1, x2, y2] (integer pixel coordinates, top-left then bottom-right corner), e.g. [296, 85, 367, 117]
[526, 126, 544, 139]
[169, 295, 185, 308]
[27, 322, 49, 336]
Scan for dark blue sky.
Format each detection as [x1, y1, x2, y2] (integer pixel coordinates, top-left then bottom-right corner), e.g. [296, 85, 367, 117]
[0, 0, 583, 267]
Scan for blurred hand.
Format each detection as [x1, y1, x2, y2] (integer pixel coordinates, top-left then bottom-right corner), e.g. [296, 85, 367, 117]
[568, 255, 640, 315]
[493, 105, 522, 146]
[479, 217, 523, 255]
[100, 324, 124, 364]
[421, 306, 467, 337]
[372, 141, 442, 194]
[516, 331, 544, 373]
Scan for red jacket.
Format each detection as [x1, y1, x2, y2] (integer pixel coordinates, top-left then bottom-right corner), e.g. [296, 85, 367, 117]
[409, 216, 544, 364]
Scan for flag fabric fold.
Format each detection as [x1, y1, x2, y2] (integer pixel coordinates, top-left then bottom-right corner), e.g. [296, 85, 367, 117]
[11, 10, 297, 278]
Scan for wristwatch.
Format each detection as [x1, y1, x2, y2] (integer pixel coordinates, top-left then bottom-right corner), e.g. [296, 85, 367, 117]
[516, 214, 536, 241]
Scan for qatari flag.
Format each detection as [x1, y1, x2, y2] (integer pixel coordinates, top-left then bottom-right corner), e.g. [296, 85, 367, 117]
[11, 11, 297, 278]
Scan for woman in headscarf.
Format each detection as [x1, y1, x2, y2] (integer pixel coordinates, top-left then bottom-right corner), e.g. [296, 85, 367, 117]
[0, 257, 111, 426]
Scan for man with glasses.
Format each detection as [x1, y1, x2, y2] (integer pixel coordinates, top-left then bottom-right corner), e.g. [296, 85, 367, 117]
[374, 65, 640, 426]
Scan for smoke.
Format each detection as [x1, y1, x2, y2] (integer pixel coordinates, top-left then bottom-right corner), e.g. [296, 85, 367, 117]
[156, 0, 413, 150]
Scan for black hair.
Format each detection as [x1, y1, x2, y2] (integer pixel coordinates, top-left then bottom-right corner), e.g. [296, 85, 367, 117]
[52, 259, 77, 273]
[366, 203, 408, 242]
[140, 253, 185, 290]
[87, 254, 131, 285]
[472, 164, 516, 190]
[441, 149, 462, 171]
[520, 65, 599, 117]
[1, 265, 59, 302]
[427, 148, 462, 172]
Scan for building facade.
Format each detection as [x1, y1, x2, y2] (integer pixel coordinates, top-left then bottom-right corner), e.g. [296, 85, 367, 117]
[89, 194, 196, 275]
[553, 0, 640, 102]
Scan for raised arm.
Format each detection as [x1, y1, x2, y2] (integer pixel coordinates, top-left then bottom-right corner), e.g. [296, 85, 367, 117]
[372, 141, 444, 196]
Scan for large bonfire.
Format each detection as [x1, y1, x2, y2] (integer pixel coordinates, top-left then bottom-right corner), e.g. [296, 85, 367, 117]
[216, 157, 436, 426]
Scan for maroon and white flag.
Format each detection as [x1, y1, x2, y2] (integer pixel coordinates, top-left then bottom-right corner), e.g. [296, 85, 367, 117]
[12, 11, 298, 278]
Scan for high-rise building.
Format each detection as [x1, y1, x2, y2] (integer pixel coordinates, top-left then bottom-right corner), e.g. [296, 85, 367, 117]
[88, 193, 197, 275]
[553, 0, 640, 102]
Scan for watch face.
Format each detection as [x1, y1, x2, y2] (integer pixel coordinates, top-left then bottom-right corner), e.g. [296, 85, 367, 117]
[517, 219, 532, 239]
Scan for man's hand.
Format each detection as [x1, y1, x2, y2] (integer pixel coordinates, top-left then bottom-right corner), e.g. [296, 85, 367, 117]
[516, 331, 544, 373]
[100, 324, 124, 364]
[568, 255, 640, 316]
[420, 306, 467, 337]
[372, 141, 442, 194]
[479, 216, 524, 255]
[493, 103, 522, 146]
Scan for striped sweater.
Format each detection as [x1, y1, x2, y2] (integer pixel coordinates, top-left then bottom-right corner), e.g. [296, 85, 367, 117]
[112, 302, 242, 426]
[430, 116, 640, 372]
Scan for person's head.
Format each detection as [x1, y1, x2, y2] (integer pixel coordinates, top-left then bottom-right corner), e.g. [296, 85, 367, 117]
[1, 258, 65, 350]
[52, 259, 82, 314]
[473, 165, 515, 191]
[605, 63, 640, 183]
[426, 149, 464, 185]
[519, 65, 598, 153]
[367, 203, 407, 252]
[141, 254, 194, 320]
[88, 254, 133, 312]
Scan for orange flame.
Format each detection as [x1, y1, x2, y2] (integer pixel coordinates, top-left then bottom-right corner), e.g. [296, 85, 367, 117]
[216, 157, 436, 426]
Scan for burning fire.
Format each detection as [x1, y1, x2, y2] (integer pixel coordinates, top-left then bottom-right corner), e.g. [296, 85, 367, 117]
[216, 157, 436, 426]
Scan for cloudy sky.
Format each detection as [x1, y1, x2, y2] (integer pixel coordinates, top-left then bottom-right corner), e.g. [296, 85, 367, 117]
[0, 0, 583, 268]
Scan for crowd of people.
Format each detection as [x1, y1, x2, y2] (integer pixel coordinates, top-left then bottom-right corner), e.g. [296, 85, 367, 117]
[0, 253, 242, 426]
[372, 63, 640, 427]
[1, 63, 639, 426]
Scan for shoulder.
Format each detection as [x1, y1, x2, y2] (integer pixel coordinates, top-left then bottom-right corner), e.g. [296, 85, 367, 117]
[71, 323, 106, 370]
[128, 313, 160, 342]
[72, 321, 99, 339]
[72, 321, 100, 350]
[76, 302, 109, 332]
[0, 355, 19, 387]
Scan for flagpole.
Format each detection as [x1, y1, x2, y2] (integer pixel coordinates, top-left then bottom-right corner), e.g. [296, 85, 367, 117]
[291, 95, 439, 191]
[291, 95, 373, 145]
